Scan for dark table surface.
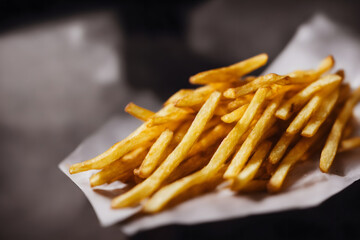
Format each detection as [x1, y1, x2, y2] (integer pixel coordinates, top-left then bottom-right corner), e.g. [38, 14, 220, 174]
[1, 1, 360, 239]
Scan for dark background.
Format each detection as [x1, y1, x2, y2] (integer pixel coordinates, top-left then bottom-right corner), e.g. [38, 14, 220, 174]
[1, 0, 360, 239]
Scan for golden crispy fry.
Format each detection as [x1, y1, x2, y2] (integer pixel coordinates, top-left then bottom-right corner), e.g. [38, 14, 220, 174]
[176, 83, 231, 108]
[90, 146, 150, 187]
[172, 120, 192, 145]
[224, 94, 283, 179]
[69, 122, 179, 174]
[301, 88, 339, 137]
[189, 53, 268, 85]
[317, 55, 335, 75]
[268, 133, 297, 164]
[125, 103, 155, 121]
[227, 94, 253, 110]
[221, 104, 248, 123]
[275, 74, 342, 120]
[231, 141, 272, 191]
[287, 56, 334, 84]
[339, 137, 360, 152]
[188, 123, 232, 157]
[268, 84, 306, 100]
[147, 105, 193, 127]
[286, 91, 325, 134]
[175, 85, 214, 107]
[165, 89, 194, 106]
[111, 91, 221, 208]
[135, 129, 174, 178]
[268, 129, 325, 192]
[224, 73, 290, 99]
[320, 87, 360, 172]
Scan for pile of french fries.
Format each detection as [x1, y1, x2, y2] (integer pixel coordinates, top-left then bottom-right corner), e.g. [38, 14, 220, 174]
[70, 54, 360, 213]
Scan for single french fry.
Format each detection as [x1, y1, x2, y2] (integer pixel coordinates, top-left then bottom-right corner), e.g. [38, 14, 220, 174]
[125, 103, 155, 121]
[231, 141, 272, 191]
[339, 137, 360, 152]
[224, 94, 283, 179]
[90, 146, 150, 187]
[135, 129, 174, 178]
[287, 56, 334, 84]
[224, 73, 290, 99]
[302, 88, 339, 137]
[188, 123, 232, 157]
[286, 91, 325, 134]
[275, 74, 342, 120]
[227, 97, 250, 110]
[189, 53, 268, 84]
[176, 83, 231, 108]
[268, 133, 297, 164]
[320, 87, 360, 172]
[317, 55, 335, 75]
[147, 105, 193, 127]
[111, 91, 221, 208]
[221, 104, 248, 123]
[164, 89, 194, 106]
[175, 85, 214, 107]
[268, 129, 325, 192]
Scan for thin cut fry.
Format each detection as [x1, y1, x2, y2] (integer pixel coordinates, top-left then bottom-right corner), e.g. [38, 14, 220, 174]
[164, 89, 194, 106]
[268, 133, 297, 164]
[286, 91, 325, 135]
[221, 104, 248, 123]
[135, 129, 174, 178]
[302, 88, 339, 137]
[111, 91, 221, 208]
[275, 74, 342, 120]
[287, 56, 334, 84]
[189, 53, 268, 84]
[224, 94, 283, 179]
[231, 141, 272, 191]
[320, 87, 360, 172]
[339, 137, 360, 152]
[147, 105, 192, 127]
[125, 103, 155, 121]
[224, 73, 290, 99]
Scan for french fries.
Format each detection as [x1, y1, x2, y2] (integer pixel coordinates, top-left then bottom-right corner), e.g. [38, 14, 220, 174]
[69, 54, 360, 213]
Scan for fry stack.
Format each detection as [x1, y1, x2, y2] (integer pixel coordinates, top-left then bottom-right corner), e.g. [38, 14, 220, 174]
[69, 54, 360, 213]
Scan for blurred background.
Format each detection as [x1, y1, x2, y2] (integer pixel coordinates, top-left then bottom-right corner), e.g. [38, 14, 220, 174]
[1, 0, 360, 239]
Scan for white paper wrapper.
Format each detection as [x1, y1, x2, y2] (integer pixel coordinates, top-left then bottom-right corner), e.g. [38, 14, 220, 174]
[59, 13, 360, 235]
